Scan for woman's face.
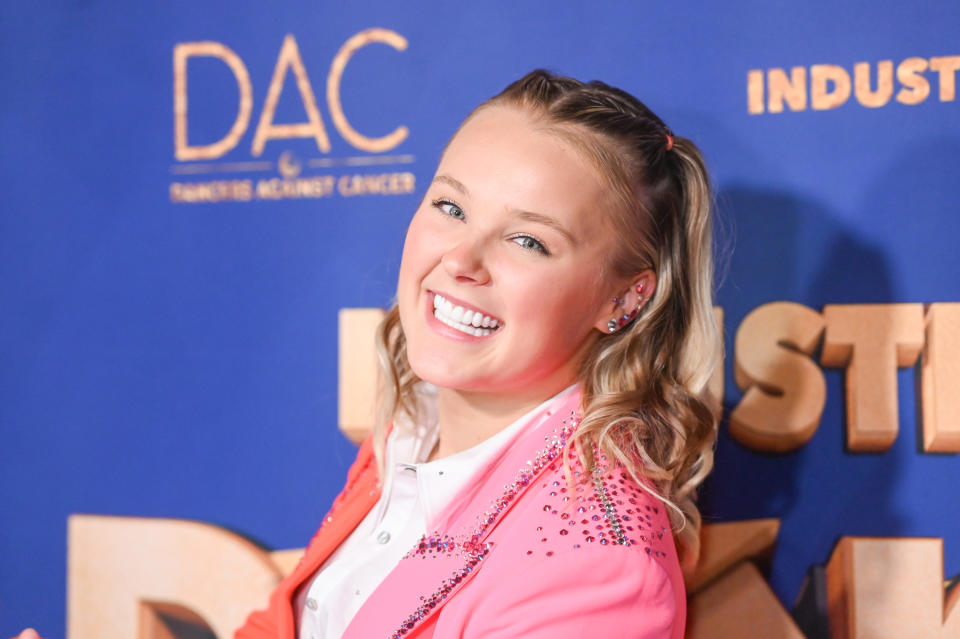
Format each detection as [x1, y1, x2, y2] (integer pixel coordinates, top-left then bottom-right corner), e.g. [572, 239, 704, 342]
[397, 105, 625, 400]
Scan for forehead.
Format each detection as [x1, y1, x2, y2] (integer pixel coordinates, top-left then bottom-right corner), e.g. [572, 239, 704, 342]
[436, 106, 613, 227]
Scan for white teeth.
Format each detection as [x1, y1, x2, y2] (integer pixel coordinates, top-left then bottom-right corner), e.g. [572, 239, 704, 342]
[431, 293, 500, 337]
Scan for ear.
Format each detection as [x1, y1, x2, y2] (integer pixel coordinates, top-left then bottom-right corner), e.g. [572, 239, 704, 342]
[592, 269, 658, 334]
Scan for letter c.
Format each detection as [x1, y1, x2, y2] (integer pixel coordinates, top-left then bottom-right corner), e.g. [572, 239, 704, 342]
[327, 28, 409, 153]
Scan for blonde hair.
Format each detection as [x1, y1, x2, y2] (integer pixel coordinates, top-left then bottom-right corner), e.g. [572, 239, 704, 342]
[374, 70, 722, 570]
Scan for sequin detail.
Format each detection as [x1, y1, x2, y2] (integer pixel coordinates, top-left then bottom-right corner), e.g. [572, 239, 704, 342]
[403, 415, 576, 562]
[391, 414, 578, 637]
[534, 456, 672, 559]
[404, 533, 464, 559]
[390, 544, 492, 638]
[592, 467, 628, 546]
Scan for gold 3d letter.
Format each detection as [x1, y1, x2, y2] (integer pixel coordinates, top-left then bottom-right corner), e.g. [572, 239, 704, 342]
[338, 308, 386, 443]
[921, 303, 960, 452]
[687, 562, 804, 639]
[826, 537, 960, 639]
[68, 515, 288, 639]
[731, 302, 826, 452]
[821, 304, 924, 451]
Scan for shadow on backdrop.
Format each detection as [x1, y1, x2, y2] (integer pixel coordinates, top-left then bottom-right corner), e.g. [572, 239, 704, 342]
[702, 185, 904, 637]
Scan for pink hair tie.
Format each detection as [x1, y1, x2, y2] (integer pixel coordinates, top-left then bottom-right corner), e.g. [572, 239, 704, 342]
[665, 134, 674, 151]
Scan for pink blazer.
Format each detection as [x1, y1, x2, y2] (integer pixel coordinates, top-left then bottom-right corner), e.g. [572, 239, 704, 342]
[236, 389, 685, 639]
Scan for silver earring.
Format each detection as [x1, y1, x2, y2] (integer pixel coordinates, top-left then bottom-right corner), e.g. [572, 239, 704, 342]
[607, 318, 618, 332]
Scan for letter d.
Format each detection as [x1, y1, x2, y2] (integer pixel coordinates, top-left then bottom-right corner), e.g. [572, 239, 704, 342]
[174, 42, 253, 161]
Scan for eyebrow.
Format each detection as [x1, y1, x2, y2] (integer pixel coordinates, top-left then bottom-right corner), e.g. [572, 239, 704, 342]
[431, 174, 576, 246]
[513, 209, 577, 246]
[432, 174, 469, 196]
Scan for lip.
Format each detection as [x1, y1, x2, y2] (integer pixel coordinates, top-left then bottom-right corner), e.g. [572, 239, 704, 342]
[425, 289, 502, 341]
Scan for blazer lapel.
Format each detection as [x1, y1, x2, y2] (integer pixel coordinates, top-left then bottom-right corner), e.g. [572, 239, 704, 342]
[276, 438, 382, 638]
[341, 389, 582, 639]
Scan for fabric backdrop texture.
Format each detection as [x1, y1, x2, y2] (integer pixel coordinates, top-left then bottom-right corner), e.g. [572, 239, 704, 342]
[1, 1, 958, 635]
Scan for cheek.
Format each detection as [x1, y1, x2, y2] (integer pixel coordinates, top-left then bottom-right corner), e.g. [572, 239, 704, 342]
[397, 213, 447, 341]
[404, 209, 446, 258]
[508, 273, 601, 345]
[398, 216, 432, 289]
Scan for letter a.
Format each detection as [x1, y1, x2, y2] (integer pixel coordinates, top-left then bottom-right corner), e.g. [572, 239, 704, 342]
[251, 34, 331, 156]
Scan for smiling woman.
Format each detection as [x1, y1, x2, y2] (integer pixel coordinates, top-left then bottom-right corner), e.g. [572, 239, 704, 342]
[397, 105, 623, 420]
[234, 69, 721, 639]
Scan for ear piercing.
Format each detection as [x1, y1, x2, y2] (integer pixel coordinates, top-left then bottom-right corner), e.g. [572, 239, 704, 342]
[607, 283, 646, 333]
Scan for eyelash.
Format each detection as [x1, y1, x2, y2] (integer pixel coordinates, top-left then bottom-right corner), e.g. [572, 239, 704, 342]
[430, 198, 551, 256]
[432, 198, 466, 221]
[507, 233, 550, 256]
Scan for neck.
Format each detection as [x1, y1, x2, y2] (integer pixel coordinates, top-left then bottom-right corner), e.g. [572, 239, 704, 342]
[429, 377, 576, 461]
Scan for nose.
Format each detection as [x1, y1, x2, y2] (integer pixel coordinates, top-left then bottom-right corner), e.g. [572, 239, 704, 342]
[441, 236, 491, 285]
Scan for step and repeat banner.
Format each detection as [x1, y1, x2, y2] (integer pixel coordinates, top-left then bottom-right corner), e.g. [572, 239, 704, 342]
[1, 1, 958, 637]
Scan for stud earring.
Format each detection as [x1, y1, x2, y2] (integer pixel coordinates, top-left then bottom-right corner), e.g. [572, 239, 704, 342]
[608, 282, 649, 334]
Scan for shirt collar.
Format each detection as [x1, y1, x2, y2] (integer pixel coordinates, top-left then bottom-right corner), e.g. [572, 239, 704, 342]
[376, 382, 579, 528]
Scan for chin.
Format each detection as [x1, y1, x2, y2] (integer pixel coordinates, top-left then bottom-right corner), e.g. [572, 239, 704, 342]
[408, 355, 478, 391]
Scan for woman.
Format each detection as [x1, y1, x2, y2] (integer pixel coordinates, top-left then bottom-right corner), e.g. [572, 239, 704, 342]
[238, 69, 721, 639]
[13, 69, 720, 639]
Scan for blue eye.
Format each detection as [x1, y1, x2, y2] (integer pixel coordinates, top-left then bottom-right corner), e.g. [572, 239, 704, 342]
[509, 234, 550, 256]
[432, 199, 465, 221]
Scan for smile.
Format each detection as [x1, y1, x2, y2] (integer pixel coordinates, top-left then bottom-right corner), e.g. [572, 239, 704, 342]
[432, 293, 502, 337]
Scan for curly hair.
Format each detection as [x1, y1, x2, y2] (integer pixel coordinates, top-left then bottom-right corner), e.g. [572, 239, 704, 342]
[374, 69, 722, 571]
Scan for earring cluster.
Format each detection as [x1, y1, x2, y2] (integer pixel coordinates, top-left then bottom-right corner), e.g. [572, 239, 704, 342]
[607, 283, 646, 333]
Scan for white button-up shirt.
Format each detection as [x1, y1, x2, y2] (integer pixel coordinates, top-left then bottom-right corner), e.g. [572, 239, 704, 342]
[293, 383, 578, 639]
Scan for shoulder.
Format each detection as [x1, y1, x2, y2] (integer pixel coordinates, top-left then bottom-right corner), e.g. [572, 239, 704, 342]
[457, 459, 684, 638]
[510, 457, 680, 569]
[445, 464, 686, 639]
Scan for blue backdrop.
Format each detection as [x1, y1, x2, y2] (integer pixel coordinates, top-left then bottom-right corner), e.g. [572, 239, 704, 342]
[2, 1, 958, 635]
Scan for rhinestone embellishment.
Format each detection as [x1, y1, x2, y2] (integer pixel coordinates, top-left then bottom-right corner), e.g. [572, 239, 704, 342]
[390, 543, 492, 638]
[391, 414, 577, 636]
[591, 467, 629, 546]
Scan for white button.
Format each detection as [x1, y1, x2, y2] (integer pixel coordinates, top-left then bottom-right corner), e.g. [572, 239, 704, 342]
[376, 530, 391, 544]
[306, 597, 318, 610]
